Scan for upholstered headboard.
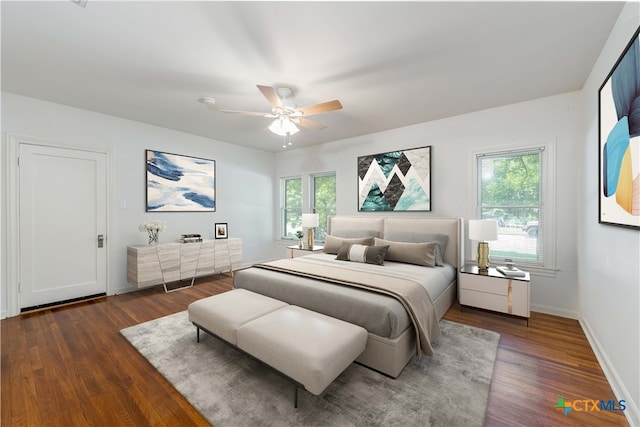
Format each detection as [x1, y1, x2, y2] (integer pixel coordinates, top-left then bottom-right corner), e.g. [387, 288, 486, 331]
[327, 216, 463, 268]
[326, 216, 384, 239]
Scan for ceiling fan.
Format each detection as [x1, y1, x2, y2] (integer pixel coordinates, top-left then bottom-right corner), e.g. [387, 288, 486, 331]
[214, 85, 343, 137]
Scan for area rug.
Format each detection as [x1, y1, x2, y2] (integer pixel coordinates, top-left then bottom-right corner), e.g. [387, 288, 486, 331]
[121, 311, 500, 427]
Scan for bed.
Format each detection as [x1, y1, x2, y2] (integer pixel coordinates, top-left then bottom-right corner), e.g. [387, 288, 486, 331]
[233, 216, 463, 378]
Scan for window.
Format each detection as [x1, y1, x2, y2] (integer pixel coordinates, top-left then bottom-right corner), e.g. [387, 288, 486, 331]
[311, 173, 336, 242]
[281, 176, 302, 238]
[475, 146, 555, 268]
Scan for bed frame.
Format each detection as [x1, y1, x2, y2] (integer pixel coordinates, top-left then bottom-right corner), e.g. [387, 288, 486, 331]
[326, 216, 464, 377]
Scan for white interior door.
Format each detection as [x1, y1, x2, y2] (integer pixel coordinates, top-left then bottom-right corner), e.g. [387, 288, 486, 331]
[19, 143, 107, 309]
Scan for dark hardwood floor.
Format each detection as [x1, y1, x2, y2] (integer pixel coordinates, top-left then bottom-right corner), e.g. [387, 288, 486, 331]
[1, 274, 628, 426]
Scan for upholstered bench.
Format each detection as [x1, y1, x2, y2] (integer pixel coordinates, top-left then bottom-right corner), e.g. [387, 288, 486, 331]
[187, 288, 287, 345]
[187, 289, 368, 407]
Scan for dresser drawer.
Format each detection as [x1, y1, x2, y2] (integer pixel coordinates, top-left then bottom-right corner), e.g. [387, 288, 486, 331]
[460, 289, 508, 313]
[460, 273, 509, 295]
[459, 265, 531, 320]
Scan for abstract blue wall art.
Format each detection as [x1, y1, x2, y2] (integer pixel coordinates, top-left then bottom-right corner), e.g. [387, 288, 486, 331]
[146, 150, 216, 212]
[599, 27, 640, 229]
[358, 146, 431, 212]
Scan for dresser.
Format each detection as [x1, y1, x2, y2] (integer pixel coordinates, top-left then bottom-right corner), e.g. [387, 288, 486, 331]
[459, 264, 530, 323]
[127, 238, 242, 290]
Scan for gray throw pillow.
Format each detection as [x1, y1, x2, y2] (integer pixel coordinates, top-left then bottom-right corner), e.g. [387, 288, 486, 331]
[374, 237, 437, 267]
[323, 235, 374, 254]
[336, 243, 389, 265]
[382, 231, 448, 266]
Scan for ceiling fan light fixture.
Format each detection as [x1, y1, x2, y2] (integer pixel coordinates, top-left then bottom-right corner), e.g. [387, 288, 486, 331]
[198, 97, 218, 111]
[269, 116, 299, 136]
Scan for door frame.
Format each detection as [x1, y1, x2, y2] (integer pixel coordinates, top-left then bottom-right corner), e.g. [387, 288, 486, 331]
[5, 134, 114, 318]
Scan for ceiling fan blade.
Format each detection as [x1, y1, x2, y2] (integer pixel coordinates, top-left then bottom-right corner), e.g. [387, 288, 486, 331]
[219, 110, 270, 117]
[257, 85, 283, 109]
[297, 100, 343, 117]
[296, 117, 327, 131]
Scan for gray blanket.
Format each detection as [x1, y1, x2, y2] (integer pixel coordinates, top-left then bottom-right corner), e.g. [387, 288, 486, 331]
[239, 258, 441, 356]
[233, 267, 411, 338]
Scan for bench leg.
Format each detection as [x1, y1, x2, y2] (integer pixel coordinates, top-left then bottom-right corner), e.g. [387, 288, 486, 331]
[192, 321, 304, 408]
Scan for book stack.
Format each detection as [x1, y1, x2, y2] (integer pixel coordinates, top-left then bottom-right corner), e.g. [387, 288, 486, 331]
[496, 265, 526, 277]
[180, 234, 202, 243]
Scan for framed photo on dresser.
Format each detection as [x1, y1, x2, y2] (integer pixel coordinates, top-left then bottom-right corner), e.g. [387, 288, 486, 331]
[215, 223, 228, 239]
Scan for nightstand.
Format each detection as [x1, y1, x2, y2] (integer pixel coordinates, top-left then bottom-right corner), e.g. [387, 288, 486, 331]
[287, 245, 324, 258]
[459, 264, 531, 324]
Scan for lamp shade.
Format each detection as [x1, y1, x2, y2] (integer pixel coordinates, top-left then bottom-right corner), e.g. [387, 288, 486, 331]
[468, 219, 498, 241]
[301, 213, 319, 228]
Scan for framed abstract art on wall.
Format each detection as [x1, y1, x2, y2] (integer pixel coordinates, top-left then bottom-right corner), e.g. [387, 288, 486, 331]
[358, 146, 431, 212]
[146, 150, 216, 212]
[598, 27, 640, 229]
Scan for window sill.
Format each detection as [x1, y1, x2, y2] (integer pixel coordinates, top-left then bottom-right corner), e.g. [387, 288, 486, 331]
[519, 265, 558, 278]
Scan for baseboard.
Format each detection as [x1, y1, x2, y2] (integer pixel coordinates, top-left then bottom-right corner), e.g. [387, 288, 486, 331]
[115, 285, 137, 295]
[21, 293, 106, 314]
[579, 317, 639, 427]
[531, 303, 580, 320]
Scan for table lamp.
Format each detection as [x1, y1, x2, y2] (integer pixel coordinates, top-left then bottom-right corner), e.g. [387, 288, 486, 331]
[301, 213, 319, 248]
[468, 219, 498, 271]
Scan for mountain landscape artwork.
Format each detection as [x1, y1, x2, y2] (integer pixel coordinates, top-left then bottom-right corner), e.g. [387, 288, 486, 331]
[358, 146, 431, 212]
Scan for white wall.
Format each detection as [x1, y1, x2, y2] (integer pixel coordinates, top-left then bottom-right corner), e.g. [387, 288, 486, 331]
[1, 92, 277, 316]
[579, 2, 640, 424]
[276, 91, 583, 318]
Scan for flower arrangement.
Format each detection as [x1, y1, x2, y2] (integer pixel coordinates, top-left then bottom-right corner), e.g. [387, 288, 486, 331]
[295, 230, 304, 239]
[139, 220, 167, 245]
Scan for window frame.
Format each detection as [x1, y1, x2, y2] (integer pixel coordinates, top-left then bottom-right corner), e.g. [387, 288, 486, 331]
[280, 175, 303, 239]
[470, 142, 557, 275]
[310, 172, 336, 243]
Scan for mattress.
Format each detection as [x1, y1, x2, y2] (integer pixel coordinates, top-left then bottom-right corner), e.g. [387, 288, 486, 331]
[233, 253, 455, 339]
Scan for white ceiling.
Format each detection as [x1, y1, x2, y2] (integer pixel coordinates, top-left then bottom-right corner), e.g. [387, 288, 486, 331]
[1, 1, 624, 152]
